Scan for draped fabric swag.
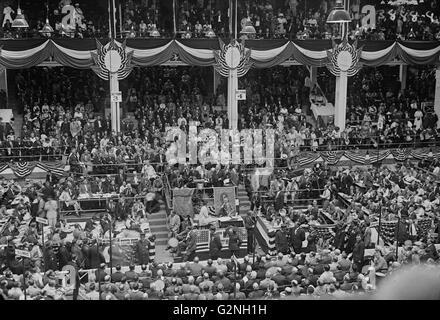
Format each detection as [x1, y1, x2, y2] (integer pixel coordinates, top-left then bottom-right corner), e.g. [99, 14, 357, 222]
[0, 39, 439, 69]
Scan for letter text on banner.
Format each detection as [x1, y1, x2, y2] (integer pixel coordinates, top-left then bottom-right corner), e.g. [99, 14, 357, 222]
[265, 129, 275, 169]
[361, 5, 376, 30]
[241, 129, 253, 165]
[220, 129, 231, 165]
[165, 127, 187, 165]
[253, 129, 264, 165]
[61, 5, 76, 30]
[230, 129, 241, 165]
[198, 129, 219, 165]
[188, 122, 199, 164]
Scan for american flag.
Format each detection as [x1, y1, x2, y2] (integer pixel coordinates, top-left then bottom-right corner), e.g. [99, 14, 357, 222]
[320, 151, 341, 165]
[297, 153, 320, 167]
[392, 148, 411, 162]
[379, 221, 397, 246]
[309, 225, 334, 240]
[36, 162, 66, 177]
[417, 218, 432, 240]
[410, 148, 440, 160]
[9, 162, 33, 178]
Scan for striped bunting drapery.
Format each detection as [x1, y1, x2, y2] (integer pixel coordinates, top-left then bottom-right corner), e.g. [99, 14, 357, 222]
[8, 162, 34, 178]
[309, 224, 335, 240]
[417, 218, 433, 240]
[392, 148, 411, 161]
[320, 151, 342, 165]
[0, 164, 8, 174]
[409, 149, 440, 160]
[36, 162, 66, 177]
[297, 153, 320, 167]
[343, 150, 391, 165]
[0, 161, 66, 178]
[195, 228, 247, 253]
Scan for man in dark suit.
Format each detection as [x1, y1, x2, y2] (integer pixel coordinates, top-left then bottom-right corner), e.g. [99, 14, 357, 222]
[94, 115, 106, 135]
[243, 211, 257, 254]
[274, 189, 285, 212]
[111, 265, 124, 283]
[3, 135, 17, 160]
[115, 198, 128, 221]
[68, 147, 81, 174]
[114, 168, 126, 188]
[290, 223, 306, 254]
[228, 228, 242, 257]
[275, 225, 289, 254]
[209, 226, 222, 260]
[135, 233, 151, 265]
[0, 117, 5, 141]
[352, 234, 365, 273]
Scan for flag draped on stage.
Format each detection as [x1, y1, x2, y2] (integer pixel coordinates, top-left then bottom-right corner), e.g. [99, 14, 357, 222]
[380, 221, 397, 246]
[173, 188, 195, 217]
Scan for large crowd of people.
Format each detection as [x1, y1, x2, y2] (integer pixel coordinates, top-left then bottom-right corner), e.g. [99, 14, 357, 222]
[2, 63, 439, 165]
[1, 157, 440, 300]
[1, 0, 439, 40]
[1, 1, 440, 301]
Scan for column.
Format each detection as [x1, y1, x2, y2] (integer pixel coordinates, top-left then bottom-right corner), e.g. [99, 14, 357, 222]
[334, 72, 348, 131]
[310, 66, 318, 86]
[213, 67, 221, 95]
[399, 64, 407, 92]
[435, 66, 440, 128]
[228, 69, 238, 130]
[0, 68, 8, 109]
[109, 73, 121, 133]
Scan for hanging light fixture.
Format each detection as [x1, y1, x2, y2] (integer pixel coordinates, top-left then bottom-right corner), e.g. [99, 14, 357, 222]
[205, 0, 216, 38]
[184, 27, 192, 39]
[240, 18, 256, 39]
[150, 24, 160, 37]
[326, 0, 351, 24]
[39, 1, 54, 37]
[12, 1, 29, 28]
[206, 25, 216, 38]
[128, 26, 136, 38]
[150, 0, 160, 37]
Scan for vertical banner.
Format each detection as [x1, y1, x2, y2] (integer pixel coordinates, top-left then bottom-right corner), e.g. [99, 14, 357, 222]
[242, 129, 253, 164]
[165, 127, 187, 165]
[220, 129, 231, 165]
[198, 128, 219, 165]
[230, 129, 241, 165]
[188, 122, 198, 164]
[265, 129, 275, 170]
[253, 129, 264, 165]
[173, 188, 195, 217]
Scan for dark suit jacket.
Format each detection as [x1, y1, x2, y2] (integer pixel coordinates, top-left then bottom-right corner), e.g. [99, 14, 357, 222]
[274, 191, 285, 212]
[209, 234, 222, 258]
[352, 240, 365, 264]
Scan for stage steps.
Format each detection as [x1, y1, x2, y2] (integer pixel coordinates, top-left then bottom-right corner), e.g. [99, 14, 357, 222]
[62, 200, 170, 246]
[237, 185, 251, 216]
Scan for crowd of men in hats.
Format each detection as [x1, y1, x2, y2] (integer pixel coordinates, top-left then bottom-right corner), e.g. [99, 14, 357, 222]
[245, 159, 440, 275]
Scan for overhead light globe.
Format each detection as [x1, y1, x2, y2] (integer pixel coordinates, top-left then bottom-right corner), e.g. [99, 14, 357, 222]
[205, 25, 216, 38]
[39, 18, 54, 37]
[12, 8, 29, 28]
[240, 19, 256, 35]
[150, 24, 160, 38]
[326, 0, 351, 24]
